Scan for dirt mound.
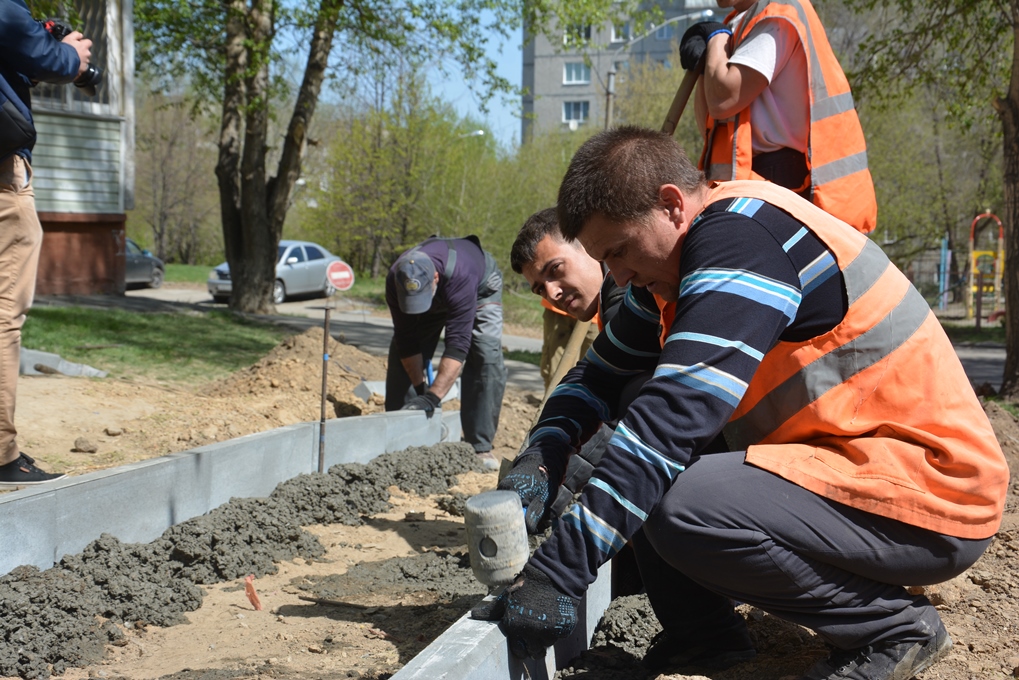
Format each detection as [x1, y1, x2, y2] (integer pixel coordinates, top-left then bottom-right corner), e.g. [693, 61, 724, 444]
[0, 442, 481, 680]
[205, 327, 387, 417]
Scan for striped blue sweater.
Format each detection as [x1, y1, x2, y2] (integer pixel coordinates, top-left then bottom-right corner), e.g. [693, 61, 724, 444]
[527, 196, 848, 600]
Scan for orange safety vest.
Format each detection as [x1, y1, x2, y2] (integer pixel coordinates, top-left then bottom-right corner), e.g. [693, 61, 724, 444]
[656, 181, 1008, 539]
[699, 0, 877, 235]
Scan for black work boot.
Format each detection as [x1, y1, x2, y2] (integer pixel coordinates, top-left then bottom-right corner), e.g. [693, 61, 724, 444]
[800, 611, 952, 680]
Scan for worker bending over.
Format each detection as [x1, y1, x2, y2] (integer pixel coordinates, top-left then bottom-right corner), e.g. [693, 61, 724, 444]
[511, 208, 627, 519]
[385, 236, 506, 470]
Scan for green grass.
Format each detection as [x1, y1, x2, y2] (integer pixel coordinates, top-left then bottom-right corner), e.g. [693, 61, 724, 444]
[164, 263, 214, 285]
[503, 287, 543, 329]
[23, 306, 288, 384]
[939, 322, 1006, 345]
[343, 275, 387, 308]
[504, 348, 541, 366]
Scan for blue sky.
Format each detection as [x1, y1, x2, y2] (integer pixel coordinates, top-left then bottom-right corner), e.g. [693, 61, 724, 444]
[429, 26, 525, 150]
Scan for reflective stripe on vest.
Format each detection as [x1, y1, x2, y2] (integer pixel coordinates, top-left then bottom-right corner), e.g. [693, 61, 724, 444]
[699, 0, 877, 234]
[725, 241, 926, 448]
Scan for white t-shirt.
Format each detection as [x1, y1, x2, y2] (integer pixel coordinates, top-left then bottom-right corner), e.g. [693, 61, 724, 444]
[726, 13, 809, 154]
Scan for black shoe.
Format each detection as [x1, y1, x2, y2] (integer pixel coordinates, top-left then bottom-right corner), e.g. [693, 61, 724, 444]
[0, 453, 67, 489]
[641, 628, 757, 673]
[800, 617, 952, 680]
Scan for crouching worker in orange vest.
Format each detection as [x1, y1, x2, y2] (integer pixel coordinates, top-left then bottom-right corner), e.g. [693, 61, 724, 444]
[680, 0, 877, 234]
[489, 126, 1008, 680]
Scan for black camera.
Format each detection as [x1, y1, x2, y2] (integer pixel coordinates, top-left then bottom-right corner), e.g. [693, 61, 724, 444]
[42, 18, 102, 97]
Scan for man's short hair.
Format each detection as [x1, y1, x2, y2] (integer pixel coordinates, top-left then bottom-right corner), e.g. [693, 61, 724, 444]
[510, 207, 566, 274]
[557, 125, 705, 240]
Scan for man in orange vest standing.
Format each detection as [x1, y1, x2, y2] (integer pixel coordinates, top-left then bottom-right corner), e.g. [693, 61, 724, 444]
[490, 127, 1008, 680]
[680, 0, 877, 234]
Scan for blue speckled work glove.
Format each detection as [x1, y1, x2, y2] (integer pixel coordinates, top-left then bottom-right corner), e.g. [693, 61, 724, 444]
[496, 564, 578, 659]
[401, 390, 440, 417]
[679, 21, 732, 70]
[497, 454, 558, 534]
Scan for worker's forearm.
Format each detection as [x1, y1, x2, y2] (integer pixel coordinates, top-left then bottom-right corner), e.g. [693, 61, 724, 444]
[702, 36, 742, 119]
[400, 355, 427, 389]
[429, 356, 464, 399]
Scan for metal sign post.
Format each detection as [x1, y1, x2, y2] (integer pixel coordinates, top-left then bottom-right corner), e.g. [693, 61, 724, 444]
[308, 262, 355, 472]
[308, 305, 336, 473]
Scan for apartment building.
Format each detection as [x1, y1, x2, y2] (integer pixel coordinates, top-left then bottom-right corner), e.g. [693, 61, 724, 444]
[521, 1, 717, 141]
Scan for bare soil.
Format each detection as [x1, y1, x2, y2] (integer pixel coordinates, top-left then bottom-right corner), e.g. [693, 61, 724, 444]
[4, 325, 1018, 680]
[12, 326, 537, 477]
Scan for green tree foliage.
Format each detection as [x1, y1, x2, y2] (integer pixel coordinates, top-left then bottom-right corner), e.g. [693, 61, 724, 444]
[860, 90, 1002, 293]
[134, 0, 643, 313]
[129, 86, 222, 265]
[613, 43, 705, 157]
[840, 0, 1019, 395]
[290, 64, 594, 290]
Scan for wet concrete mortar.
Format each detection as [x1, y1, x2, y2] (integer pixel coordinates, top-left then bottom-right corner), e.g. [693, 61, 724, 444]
[2, 322, 1018, 679]
[0, 443, 488, 680]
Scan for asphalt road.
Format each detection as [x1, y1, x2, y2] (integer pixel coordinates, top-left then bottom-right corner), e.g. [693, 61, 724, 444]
[39, 286, 1006, 394]
[110, 287, 544, 393]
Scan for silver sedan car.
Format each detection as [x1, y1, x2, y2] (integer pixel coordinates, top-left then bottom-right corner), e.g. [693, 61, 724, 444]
[207, 240, 346, 304]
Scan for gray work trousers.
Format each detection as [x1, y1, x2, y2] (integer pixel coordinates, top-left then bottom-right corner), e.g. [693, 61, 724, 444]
[636, 450, 991, 650]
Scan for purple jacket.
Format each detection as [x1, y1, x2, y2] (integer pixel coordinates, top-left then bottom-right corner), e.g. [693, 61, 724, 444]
[386, 237, 489, 362]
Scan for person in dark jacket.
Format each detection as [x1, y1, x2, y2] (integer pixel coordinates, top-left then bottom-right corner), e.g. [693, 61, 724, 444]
[0, 0, 92, 488]
[510, 207, 627, 516]
[385, 236, 507, 469]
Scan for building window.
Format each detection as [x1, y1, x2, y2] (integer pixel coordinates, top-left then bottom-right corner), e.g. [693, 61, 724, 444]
[563, 24, 592, 45]
[563, 62, 591, 84]
[563, 101, 590, 124]
[611, 22, 631, 43]
[655, 23, 673, 40]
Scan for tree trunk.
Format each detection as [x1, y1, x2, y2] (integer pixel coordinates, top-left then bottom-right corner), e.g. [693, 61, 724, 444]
[216, 0, 248, 310]
[996, 3, 1019, 398]
[267, 0, 343, 235]
[233, 0, 275, 315]
[217, 0, 341, 314]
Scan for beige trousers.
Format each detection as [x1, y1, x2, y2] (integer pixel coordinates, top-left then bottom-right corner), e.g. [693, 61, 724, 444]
[540, 308, 598, 390]
[0, 155, 43, 465]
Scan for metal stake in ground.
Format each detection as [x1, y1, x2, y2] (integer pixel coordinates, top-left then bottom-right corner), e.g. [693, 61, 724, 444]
[308, 304, 335, 472]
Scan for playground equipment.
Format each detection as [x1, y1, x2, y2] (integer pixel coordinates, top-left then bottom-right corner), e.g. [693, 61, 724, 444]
[967, 211, 1004, 320]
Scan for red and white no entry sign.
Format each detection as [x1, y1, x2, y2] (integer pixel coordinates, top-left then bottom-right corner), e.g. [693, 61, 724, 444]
[326, 260, 355, 291]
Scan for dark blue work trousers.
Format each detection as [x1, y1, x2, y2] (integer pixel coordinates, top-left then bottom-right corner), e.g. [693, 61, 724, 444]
[635, 450, 991, 650]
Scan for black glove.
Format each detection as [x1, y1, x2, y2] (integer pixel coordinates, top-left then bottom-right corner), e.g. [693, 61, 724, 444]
[402, 390, 441, 417]
[679, 21, 732, 71]
[496, 564, 578, 659]
[413, 382, 428, 397]
[498, 454, 558, 534]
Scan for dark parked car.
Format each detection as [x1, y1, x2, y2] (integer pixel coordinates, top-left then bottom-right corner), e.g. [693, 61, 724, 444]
[125, 238, 164, 289]
[207, 240, 345, 304]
